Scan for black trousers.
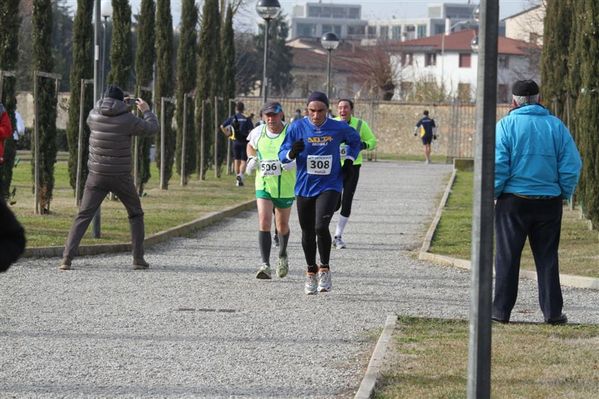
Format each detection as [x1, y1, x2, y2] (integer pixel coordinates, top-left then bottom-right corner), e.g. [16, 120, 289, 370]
[493, 194, 563, 321]
[338, 164, 361, 218]
[296, 190, 340, 271]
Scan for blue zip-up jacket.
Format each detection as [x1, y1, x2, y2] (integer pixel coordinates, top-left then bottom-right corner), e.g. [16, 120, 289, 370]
[278, 117, 361, 197]
[495, 104, 582, 199]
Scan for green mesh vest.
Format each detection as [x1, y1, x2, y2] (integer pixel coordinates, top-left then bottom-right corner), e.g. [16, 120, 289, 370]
[255, 125, 296, 198]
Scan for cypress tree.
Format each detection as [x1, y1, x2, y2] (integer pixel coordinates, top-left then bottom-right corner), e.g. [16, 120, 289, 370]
[107, 0, 132, 88]
[155, 0, 175, 188]
[0, 0, 21, 200]
[195, 0, 221, 179]
[540, 0, 571, 120]
[32, 0, 58, 213]
[255, 14, 294, 97]
[574, 1, 599, 226]
[219, 5, 235, 167]
[175, 0, 198, 181]
[66, 0, 94, 201]
[134, 0, 155, 195]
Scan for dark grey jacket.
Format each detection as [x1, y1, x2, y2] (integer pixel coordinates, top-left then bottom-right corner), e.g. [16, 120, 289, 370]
[87, 97, 159, 175]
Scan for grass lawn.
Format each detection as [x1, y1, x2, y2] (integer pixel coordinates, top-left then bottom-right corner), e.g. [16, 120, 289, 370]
[9, 161, 255, 248]
[430, 171, 599, 278]
[374, 316, 599, 398]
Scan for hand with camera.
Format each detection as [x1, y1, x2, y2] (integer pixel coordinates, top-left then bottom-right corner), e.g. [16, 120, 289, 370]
[288, 139, 305, 159]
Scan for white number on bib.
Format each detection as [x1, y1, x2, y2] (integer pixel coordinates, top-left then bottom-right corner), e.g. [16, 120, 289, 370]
[260, 160, 281, 176]
[339, 144, 347, 160]
[307, 155, 332, 175]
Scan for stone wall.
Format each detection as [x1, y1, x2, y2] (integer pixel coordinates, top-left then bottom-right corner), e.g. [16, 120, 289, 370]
[16, 92, 511, 158]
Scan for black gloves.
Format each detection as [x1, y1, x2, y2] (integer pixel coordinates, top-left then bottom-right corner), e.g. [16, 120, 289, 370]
[342, 158, 354, 182]
[288, 139, 305, 159]
[360, 141, 368, 150]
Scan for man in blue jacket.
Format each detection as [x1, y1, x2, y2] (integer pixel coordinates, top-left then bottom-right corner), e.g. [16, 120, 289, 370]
[493, 80, 582, 325]
[279, 91, 361, 295]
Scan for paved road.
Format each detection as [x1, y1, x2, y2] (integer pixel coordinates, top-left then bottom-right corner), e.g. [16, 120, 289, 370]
[2, 160, 598, 398]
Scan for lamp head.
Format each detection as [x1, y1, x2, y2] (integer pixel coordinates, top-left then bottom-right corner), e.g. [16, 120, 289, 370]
[256, 0, 281, 20]
[321, 32, 340, 51]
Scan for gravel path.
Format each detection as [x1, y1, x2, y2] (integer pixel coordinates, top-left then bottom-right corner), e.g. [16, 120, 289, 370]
[2, 160, 598, 398]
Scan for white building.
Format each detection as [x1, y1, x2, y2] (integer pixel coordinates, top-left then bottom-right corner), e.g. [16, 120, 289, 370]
[390, 29, 538, 102]
[503, 2, 545, 46]
[288, 2, 367, 40]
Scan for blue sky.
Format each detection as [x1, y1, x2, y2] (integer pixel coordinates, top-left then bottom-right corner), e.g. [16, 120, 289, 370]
[64, 0, 538, 30]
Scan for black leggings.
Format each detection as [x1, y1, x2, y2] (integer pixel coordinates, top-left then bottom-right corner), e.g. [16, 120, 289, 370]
[338, 164, 361, 217]
[296, 190, 341, 271]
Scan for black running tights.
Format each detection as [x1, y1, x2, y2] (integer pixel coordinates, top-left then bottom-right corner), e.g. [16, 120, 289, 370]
[296, 190, 341, 271]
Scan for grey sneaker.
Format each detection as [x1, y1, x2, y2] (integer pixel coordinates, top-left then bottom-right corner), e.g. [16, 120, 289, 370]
[333, 236, 346, 249]
[277, 255, 289, 278]
[304, 272, 318, 295]
[133, 258, 149, 270]
[256, 263, 272, 279]
[318, 267, 332, 292]
[59, 257, 72, 270]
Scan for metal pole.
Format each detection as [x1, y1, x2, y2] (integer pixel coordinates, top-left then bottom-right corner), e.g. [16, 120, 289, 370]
[227, 100, 233, 175]
[160, 97, 166, 189]
[467, 1, 498, 398]
[199, 99, 206, 180]
[326, 49, 332, 99]
[102, 16, 108, 92]
[33, 71, 40, 214]
[92, 0, 102, 237]
[214, 96, 219, 178]
[262, 18, 270, 104]
[181, 94, 187, 186]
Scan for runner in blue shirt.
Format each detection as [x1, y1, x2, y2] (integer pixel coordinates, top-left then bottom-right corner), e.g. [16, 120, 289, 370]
[414, 110, 437, 164]
[279, 91, 361, 295]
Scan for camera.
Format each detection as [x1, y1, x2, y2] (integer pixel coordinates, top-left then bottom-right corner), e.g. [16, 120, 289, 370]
[125, 98, 139, 106]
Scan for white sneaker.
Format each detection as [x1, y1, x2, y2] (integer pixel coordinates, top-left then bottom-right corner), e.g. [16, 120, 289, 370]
[318, 267, 332, 292]
[304, 273, 318, 295]
[256, 263, 272, 279]
[277, 255, 289, 278]
[333, 236, 346, 249]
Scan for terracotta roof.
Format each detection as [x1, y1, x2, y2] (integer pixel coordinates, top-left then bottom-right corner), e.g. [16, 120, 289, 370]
[386, 29, 532, 56]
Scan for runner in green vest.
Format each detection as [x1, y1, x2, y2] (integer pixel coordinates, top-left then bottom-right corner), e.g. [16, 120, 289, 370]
[333, 98, 377, 249]
[246, 102, 296, 279]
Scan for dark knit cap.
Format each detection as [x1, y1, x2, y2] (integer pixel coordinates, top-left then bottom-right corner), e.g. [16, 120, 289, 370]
[307, 91, 329, 108]
[512, 80, 539, 96]
[104, 85, 124, 101]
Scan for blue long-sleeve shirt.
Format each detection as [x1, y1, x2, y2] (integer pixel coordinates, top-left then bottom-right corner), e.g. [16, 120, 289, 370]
[495, 104, 582, 199]
[279, 117, 361, 197]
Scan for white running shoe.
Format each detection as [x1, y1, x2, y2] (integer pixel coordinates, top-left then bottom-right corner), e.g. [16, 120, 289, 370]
[333, 236, 346, 249]
[256, 263, 272, 279]
[317, 267, 332, 292]
[304, 273, 318, 295]
[277, 255, 289, 278]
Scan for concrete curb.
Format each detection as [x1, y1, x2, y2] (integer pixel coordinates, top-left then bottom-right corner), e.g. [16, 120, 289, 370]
[418, 169, 599, 290]
[354, 315, 398, 399]
[23, 199, 256, 258]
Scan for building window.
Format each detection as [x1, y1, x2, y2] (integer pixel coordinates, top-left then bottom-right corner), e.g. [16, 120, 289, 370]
[498, 55, 509, 69]
[380, 26, 389, 40]
[459, 53, 471, 68]
[425, 53, 437, 66]
[322, 24, 341, 36]
[401, 52, 413, 66]
[297, 23, 316, 37]
[417, 24, 427, 38]
[308, 6, 320, 17]
[348, 25, 365, 36]
[367, 26, 376, 37]
[497, 84, 509, 103]
[349, 7, 360, 19]
[392, 26, 401, 39]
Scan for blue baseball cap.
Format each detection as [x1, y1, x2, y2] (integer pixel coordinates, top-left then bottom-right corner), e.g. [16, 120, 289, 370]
[261, 101, 283, 115]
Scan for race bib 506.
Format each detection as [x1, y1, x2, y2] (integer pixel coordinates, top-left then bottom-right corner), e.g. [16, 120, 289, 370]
[260, 160, 281, 176]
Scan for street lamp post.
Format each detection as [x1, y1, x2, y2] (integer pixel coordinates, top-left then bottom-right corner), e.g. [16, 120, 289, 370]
[101, 0, 112, 92]
[321, 32, 340, 100]
[256, 0, 281, 104]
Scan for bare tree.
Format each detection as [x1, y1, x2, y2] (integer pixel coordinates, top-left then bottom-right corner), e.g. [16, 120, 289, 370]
[350, 43, 400, 100]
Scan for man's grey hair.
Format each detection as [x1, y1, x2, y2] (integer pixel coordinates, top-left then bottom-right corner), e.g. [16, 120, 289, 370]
[513, 94, 539, 106]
